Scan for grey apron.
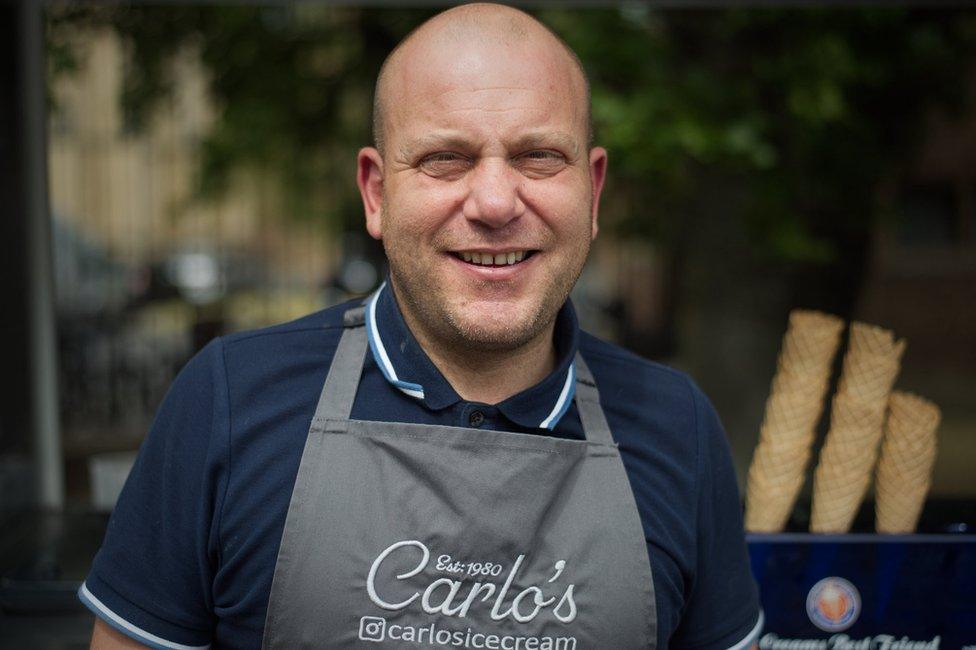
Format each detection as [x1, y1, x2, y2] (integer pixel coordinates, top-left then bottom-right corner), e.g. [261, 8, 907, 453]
[262, 306, 656, 649]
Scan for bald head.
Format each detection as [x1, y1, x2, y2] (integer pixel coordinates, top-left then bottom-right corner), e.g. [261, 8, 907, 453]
[372, 3, 591, 155]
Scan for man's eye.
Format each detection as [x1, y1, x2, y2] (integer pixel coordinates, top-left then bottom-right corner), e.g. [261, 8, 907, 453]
[424, 152, 461, 162]
[522, 150, 561, 160]
[418, 153, 472, 176]
[515, 150, 566, 175]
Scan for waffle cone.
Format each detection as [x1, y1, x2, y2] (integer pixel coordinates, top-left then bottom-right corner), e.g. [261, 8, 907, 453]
[745, 310, 843, 532]
[876, 392, 941, 533]
[810, 323, 905, 533]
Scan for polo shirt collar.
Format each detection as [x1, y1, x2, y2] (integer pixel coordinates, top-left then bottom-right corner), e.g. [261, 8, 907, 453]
[364, 280, 579, 431]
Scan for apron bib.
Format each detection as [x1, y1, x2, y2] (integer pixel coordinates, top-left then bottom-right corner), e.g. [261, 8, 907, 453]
[262, 306, 657, 648]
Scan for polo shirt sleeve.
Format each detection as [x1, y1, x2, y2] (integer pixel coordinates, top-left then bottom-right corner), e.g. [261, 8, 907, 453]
[78, 338, 229, 650]
[670, 382, 763, 650]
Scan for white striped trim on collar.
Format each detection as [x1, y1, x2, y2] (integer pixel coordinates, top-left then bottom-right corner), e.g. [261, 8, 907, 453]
[365, 282, 425, 400]
[365, 282, 576, 430]
[539, 359, 576, 430]
[78, 582, 210, 650]
[726, 609, 764, 650]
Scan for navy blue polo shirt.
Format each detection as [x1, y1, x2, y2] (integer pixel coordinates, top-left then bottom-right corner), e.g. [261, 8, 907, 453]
[79, 282, 761, 649]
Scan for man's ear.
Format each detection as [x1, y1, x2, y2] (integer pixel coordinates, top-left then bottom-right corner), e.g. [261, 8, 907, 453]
[357, 147, 385, 240]
[588, 146, 608, 240]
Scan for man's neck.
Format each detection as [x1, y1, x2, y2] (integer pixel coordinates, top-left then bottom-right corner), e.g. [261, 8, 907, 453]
[395, 298, 558, 406]
[427, 328, 557, 405]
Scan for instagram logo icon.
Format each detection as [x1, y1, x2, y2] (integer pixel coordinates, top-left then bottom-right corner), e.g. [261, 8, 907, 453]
[359, 616, 386, 642]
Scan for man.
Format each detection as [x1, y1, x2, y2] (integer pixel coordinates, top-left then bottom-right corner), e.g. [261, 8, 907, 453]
[82, 4, 762, 649]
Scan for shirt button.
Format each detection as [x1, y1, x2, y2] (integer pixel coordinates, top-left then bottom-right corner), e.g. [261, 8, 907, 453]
[468, 410, 485, 427]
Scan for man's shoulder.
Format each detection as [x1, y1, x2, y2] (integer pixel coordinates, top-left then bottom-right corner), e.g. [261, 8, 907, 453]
[578, 330, 701, 409]
[222, 298, 359, 347]
[212, 298, 364, 391]
[577, 329, 720, 447]
[216, 298, 363, 359]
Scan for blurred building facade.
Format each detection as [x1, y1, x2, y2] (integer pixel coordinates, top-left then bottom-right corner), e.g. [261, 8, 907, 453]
[47, 27, 342, 502]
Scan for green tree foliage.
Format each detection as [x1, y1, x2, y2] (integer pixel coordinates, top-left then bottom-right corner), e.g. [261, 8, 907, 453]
[48, 5, 976, 266]
[545, 7, 975, 264]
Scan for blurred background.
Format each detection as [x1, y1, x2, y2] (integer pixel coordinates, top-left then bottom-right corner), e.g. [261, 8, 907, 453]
[1, 2, 975, 647]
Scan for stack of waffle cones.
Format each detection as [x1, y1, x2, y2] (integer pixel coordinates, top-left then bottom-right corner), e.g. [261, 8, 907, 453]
[745, 310, 844, 532]
[810, 323, 906, 533]
[875, 392, 941, 533]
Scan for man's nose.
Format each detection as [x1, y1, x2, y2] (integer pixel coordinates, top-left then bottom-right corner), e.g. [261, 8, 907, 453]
[462, 158, 525, 228]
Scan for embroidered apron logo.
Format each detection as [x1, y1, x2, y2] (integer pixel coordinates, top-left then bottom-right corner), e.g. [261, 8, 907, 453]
[367, 540, 578, 623]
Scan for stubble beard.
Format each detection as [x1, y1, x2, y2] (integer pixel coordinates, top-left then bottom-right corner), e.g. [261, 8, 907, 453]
[383, 235, 590, 356]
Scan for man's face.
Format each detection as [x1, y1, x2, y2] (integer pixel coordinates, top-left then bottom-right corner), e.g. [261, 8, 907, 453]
[359, 30, 607, 352]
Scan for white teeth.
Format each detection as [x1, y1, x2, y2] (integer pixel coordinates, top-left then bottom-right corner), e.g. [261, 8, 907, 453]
[456, 250, 530, 266]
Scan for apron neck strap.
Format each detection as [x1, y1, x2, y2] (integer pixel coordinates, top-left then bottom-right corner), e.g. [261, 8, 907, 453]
[572, 353, 615, 445]
[315, 306, 615, 445]
[343, 305, 366, 327]
[312, 306, 368, 422]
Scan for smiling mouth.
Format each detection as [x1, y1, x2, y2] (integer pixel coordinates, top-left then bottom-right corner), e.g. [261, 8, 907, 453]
[452, 250, 537, 267]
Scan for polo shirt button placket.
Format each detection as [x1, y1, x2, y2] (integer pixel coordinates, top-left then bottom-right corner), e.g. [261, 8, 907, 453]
[468, 410, 485, 427]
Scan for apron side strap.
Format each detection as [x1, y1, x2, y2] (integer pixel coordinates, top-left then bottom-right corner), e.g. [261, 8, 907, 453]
[573, 352, 615, 446]
[313, 324, 368, 422]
